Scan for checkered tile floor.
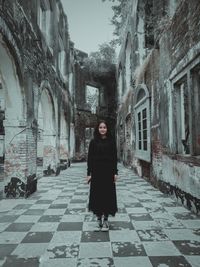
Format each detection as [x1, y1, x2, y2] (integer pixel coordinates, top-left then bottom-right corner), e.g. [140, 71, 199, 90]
[0, 163, 199, 267]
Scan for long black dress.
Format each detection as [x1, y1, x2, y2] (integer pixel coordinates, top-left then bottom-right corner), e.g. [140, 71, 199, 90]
[87, 137, 118, 216]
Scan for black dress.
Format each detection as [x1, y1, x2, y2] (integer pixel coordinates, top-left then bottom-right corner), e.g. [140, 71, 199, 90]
[87, 137, 118, 216]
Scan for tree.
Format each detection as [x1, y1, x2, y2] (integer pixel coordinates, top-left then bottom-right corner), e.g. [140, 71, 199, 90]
[102, 0, 173, 47]
[83, 42, 116, 75]
[102, 0, 129, 45]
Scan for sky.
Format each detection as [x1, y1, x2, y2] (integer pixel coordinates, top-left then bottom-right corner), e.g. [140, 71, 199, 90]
[61, 0, 115, 54]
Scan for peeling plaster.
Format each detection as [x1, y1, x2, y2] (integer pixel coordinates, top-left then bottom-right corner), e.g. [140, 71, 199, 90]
[162, 155, 200, 199]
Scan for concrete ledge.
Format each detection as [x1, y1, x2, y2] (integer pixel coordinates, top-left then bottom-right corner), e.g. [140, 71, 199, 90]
[4, 174, 37, 198]
[144, 174, 200, 215]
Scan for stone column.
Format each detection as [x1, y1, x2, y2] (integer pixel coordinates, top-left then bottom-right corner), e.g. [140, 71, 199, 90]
[43, 134, 60, 175]
[3, 119, 37, 198]
[59, 135, 69, 170]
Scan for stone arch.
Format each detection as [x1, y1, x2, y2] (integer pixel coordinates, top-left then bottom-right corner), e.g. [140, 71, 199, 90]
[0, 35, 25, 121]
[0, 18, 23, 85]
[0, 34, 29, 197]
[134, 83, 150, 105]
[37, 82, 59, 175]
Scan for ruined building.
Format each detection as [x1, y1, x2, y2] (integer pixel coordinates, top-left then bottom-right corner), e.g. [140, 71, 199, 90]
[0, 0, 75, 198]
[73, 50, 117, 161]
[1, 0, 199, 216]
[0, 0, 117, 199]
[116, 0, 200, 213]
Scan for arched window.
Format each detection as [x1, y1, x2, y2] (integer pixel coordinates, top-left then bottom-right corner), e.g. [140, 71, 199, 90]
[134, 84, 151, 162]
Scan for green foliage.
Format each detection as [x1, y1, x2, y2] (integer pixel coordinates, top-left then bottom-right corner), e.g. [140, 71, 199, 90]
[102, 0, 129, 45]
[83, 42, 116, 75]
[102, 0, 172, 46]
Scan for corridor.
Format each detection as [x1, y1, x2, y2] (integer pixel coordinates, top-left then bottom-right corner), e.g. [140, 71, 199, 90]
[0, 163, 199, 267]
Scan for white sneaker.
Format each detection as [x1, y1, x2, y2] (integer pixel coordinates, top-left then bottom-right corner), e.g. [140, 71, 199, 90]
[94, 218, 103, 231]
[101, 220, 109, 231]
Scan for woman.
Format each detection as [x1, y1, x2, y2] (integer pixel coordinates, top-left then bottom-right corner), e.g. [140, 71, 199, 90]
[87, 120, 118, 231]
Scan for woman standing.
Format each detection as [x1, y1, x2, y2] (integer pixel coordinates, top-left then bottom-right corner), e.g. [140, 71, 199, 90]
[87, 120, 118, 231]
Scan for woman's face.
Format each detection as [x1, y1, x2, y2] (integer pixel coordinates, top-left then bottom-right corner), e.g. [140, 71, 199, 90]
[98, 122, 107, 136]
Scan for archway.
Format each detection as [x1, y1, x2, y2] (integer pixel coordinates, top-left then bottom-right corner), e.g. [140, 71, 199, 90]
[0, 35, 28, 197]
[37, 85, 59, 175]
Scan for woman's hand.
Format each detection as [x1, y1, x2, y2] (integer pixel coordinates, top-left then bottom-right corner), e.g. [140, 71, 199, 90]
[87, 176, 91, 184]
[114, 175, 118, 183]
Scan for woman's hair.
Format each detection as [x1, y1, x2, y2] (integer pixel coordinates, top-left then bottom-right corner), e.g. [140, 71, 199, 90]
[93, 120, 112, 140]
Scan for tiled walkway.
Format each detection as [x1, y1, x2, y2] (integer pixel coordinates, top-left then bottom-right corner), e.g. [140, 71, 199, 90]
[0, 163, 199, 267]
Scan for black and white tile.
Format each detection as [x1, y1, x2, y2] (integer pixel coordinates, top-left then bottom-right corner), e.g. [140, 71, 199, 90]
[0, 162, 199, 266]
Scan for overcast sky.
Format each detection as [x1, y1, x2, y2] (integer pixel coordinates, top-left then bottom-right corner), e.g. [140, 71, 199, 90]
[61, 0, 115, 54]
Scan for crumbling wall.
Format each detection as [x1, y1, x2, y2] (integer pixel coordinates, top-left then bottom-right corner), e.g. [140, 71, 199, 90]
[117, 0, 200, 213]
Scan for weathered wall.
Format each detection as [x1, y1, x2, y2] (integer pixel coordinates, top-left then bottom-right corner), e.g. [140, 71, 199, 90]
[155, 0, 200, 212]
[117, 0, 200, 213]
[0, 0, 75, 197]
